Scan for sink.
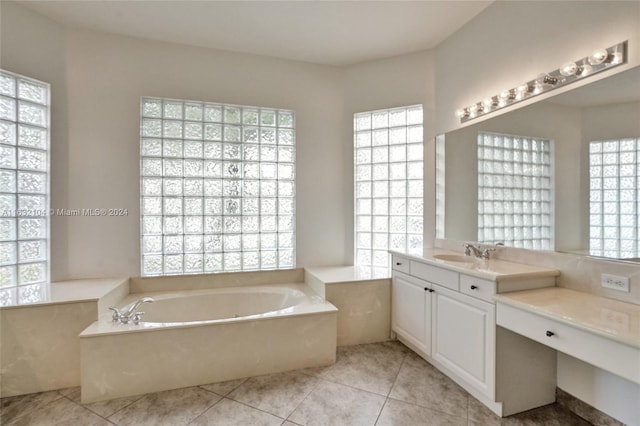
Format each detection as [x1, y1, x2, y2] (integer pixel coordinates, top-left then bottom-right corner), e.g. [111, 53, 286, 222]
[432, 254, 479, 266]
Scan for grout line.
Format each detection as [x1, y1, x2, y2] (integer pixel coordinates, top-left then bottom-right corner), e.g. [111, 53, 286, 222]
[373, 396, 390, 426]
[185, 396, 226, 425]
[283, 376, 324, 424]
[221, 397, 287, 421]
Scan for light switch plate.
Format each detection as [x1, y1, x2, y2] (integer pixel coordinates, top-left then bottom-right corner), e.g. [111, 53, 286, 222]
[601, 274, 630, 292]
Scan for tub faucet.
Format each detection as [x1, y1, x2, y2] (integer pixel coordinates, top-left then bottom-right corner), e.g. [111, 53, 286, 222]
[109, 297, 154, 324]
[464, 243, 496, 260]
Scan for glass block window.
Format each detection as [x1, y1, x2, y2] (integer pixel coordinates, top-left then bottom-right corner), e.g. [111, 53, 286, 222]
[477, 132, 554, 250]
[140, 98, 295, 276]
[354, 105, 423, 267]
[0, 70, 50, 306]
[589, 138, 639, 259]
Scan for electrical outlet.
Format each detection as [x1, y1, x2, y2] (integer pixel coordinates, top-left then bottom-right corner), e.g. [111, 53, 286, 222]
[601, 274, 630, 292]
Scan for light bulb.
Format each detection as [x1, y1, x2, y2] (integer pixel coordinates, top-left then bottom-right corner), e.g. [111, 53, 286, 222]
[455, 108, 468, 119]
[500, 89, 515, 101]
[483, 97, 496, 108]
[559, 62, 578, 76]
[532, 81, 543, 94]
[580, 64, 593, 76]
[588, 48, 609, 65]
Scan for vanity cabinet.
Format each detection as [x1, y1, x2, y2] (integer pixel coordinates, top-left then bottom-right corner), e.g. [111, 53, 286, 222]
[431, 285, 495, 397]
[391, 250, 559, 417]
[391, 271, 431, 354]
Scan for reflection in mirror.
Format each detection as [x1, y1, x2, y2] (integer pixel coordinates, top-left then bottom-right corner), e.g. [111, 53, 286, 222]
[436, 66, 640, 263]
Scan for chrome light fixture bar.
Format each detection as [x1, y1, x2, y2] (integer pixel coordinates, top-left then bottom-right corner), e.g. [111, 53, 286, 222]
[456, 41, 627, 123]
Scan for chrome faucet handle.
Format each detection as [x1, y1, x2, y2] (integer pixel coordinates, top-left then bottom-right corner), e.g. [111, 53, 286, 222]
[481, 247, 496, 260]
[130, 311, 145, 324]
[108, 307, 122, 322]
[463, 243, 472, 256]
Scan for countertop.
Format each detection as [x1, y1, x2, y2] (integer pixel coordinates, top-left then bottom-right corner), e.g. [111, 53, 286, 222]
[0, 278, 129, 309]
[304, 265, 391, 284]
[390, 249, 560, 282]
[495, 287, 640, 349]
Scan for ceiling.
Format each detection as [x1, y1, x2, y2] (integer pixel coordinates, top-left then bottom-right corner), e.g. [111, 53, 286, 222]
[16, 0, 493, 66]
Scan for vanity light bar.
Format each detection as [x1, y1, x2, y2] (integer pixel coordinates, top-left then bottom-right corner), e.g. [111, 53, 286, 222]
[456, 41, 628, 123]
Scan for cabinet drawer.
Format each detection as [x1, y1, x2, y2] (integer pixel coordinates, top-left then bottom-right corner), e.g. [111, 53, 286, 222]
[460, 275, 496, 303]
[497, 303, 640, 385]
[410, 261, 459, 290]
[392, 256, 410, 274]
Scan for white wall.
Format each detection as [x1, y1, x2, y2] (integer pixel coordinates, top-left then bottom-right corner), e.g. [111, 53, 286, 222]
[0, 2, 70, 281]
[343, 51, 436, 260]
[436, 2, 640, 423]
[1, 2, 349, 279]
[436, 1, 640, 134]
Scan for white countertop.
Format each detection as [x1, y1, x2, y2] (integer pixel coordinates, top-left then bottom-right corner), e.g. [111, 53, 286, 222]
[391, 249, 560, 282]
[304, 265, 391, 284]
[0, 278, 129, 309]
[495, 287, 640, 349]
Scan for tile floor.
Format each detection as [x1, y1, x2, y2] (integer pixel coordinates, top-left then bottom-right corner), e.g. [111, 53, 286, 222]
[1, 341, 592, 426]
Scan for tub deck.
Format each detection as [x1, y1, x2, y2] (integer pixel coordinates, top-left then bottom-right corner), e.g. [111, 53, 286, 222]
[80, 282, 337, 403]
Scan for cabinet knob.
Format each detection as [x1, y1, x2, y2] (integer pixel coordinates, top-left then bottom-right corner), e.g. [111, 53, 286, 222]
[545, 330, 555, 337]
[424, 287, 428, 291]
[470, 285, 478, 290]
[429, 288, 435, 293]
[396, 262, 402, 266]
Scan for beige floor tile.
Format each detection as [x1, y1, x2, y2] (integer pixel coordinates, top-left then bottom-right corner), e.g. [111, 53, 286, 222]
[377, 397, 467, 426]
[190, 398, 283, 426]
[227, 370, 319, 418]
[0, 390, 65, 424]
[505, 404, 593, 426]
[107, 386, 221, 426]
[314, 341, 409, 396]
[467, 395, 501, 425]
[288, 380, 386, 426]
[200, 378, 248, 396]
[3, 395, 110, 426]
[63, 386, 143, 418]
[389, 352, 469, 419]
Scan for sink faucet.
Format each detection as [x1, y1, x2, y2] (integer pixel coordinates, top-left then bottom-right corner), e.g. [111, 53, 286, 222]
[464, 243, 496, 260]
[109, 297, 154, 324]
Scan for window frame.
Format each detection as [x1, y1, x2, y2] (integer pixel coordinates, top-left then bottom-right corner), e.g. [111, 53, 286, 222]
[353, 105, 424, 268]
[0, 69, 51, 305]
[477, 131, 555, 250]
[139, 97, 296, 276]
[588, 138, 639, 259]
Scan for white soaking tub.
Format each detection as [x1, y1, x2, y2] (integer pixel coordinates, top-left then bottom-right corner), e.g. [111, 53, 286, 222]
[80, 282, 337, 403]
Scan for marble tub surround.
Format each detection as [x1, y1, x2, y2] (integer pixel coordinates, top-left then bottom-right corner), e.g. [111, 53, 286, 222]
[1, 341, 592, 426]
[305, 266, 391, 346]
[0, 278, 129, 398]
[84, 283, 331, 336]
[0, 278, 129, 309]
[80, 282, 337, 403]
[130, 268, 305, 293]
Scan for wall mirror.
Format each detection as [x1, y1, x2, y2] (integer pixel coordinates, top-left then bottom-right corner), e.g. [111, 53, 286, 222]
[436, 66, 640, 263]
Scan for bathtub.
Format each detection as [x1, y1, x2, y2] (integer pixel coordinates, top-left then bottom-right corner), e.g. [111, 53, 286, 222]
[79, 281, 337, 403]
[130, 285, 310, 324]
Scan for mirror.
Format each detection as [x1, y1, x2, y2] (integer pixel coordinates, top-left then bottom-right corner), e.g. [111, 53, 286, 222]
[437, 66, 640, 262]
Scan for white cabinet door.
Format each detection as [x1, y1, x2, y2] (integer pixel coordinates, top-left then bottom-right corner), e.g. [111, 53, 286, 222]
[392, 271, 431, 355]
[432, 284, 495, 398]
